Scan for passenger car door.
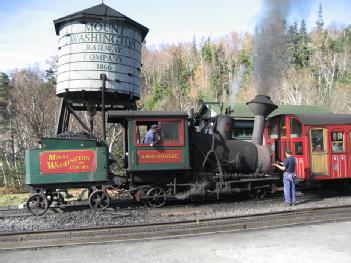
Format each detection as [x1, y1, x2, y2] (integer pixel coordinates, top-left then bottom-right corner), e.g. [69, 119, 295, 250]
[330, 130, 347, 179]
[310, 128, 328, 176]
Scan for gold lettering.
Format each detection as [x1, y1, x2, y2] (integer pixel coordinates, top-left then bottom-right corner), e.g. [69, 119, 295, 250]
[141, 153, 179, 160]
[47, 162, 59, 170]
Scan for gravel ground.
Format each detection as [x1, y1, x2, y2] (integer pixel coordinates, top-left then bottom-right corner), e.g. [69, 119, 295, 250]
[1, 191, 351, 233]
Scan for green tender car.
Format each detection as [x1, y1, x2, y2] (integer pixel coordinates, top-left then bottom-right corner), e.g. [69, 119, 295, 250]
[25, 137, 109, 215]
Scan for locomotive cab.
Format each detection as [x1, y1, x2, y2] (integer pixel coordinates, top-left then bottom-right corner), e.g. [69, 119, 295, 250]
[108, 111, 190, 182]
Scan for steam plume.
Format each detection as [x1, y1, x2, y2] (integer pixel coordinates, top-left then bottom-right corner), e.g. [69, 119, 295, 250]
[254, 0, 292, 95]
[229, 65, 246, 104]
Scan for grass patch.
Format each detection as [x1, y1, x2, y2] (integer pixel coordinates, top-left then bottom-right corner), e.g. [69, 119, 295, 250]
[0, 193, 29, 207]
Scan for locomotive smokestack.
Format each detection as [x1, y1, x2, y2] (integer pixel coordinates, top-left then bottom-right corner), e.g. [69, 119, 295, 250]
[247, 95, 277, 145]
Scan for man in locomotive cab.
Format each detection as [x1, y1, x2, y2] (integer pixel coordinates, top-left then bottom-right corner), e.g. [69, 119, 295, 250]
[273, 149, 297, 206]
[143, 124, 161, 146]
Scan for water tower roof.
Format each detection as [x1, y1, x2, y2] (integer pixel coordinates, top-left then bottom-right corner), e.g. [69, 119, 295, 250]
[53, 3, 149, 40]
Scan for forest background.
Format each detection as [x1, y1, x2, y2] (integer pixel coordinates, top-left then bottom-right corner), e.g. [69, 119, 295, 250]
[0, 4, 350, 190]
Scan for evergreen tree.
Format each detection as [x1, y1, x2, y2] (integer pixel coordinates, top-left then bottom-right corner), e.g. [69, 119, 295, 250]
[0, 72, 10, 133]
[316, 3, 324, 30]
[0, 72, 10, 181]
[300, 20, 308, 41]
[170, 46, 192, 110]
[286, 22, 299, 66]
[286, 20, 310, 68]
[201, 38, 212, 63]
[298, 20, 310, 67]
[191, 36, 198, 58]
[0, 72, 9, 87]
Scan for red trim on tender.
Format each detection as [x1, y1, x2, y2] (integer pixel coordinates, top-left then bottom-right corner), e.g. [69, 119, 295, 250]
[39, 150, 96, 174]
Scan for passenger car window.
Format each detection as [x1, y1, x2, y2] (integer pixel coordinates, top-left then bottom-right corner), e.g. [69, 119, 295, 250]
[291, 119, 302, 138]
[279, 118, 286, 137]
[269, 143, 275, 153]
[294, 142, 303, 155]
[267, 118, 278, 139]
[331, 132, 344, 153]
[311, 129, 325, 152]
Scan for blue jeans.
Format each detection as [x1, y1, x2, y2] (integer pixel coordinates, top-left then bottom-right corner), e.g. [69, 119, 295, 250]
[283, 172, 296, 204]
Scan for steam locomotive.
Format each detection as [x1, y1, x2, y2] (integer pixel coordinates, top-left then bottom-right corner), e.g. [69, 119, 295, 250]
[24, 3, 351, 215]
[25, 95, 281, 215]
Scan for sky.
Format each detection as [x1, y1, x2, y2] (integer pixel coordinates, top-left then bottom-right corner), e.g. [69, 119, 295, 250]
[0, 0, 350, 73]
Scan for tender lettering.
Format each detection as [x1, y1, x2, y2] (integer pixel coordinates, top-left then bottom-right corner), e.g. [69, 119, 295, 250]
[46, 155, 91, 170]
[40, 150, 96, 174]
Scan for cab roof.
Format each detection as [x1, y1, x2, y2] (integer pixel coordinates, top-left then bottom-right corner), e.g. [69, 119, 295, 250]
[108, 111, 188, 123]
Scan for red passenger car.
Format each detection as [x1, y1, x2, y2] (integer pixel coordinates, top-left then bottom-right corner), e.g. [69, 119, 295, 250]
[264, 114, 351, 182]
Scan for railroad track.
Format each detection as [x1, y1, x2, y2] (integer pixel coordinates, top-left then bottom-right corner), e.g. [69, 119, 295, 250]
[0, 189, 347, 218]
[0, 198, 141, 218]
[1, 204, 351, 251]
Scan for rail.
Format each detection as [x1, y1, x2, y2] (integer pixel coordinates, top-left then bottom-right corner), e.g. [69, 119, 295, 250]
[1, 204, 351, 251]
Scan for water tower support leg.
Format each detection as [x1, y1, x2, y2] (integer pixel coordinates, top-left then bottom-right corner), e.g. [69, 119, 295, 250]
[66, 104, 90, 133]
[56, 98, 70, 135]
[100, 73, 107, 141]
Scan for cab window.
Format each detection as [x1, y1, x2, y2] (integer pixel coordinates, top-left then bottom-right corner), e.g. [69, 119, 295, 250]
[161, 122, 180, 142]
[135, 121, 158, 144]
[135, 119, 183, 147]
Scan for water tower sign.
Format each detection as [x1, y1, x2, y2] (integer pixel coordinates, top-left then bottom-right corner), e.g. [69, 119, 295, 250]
[54, 4, 148, 102]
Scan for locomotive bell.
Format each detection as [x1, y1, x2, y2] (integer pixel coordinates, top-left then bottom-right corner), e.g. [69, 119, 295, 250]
[247, 95, 277, 145]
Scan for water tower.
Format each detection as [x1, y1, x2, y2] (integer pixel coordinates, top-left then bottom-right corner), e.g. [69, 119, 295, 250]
[53, 3, 148, 137]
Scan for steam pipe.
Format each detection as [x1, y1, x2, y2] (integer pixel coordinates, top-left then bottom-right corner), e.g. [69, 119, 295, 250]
[252, 115, 266, 145]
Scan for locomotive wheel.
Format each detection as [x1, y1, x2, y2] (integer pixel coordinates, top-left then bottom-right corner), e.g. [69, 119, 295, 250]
[26, 194, 49, 216]
[146, 187, 167, 208]
[248, 188, 257, 199]
[248, 183, 257, 199]
[256, 189, 266, 199]
[89, 190, 110, 211]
